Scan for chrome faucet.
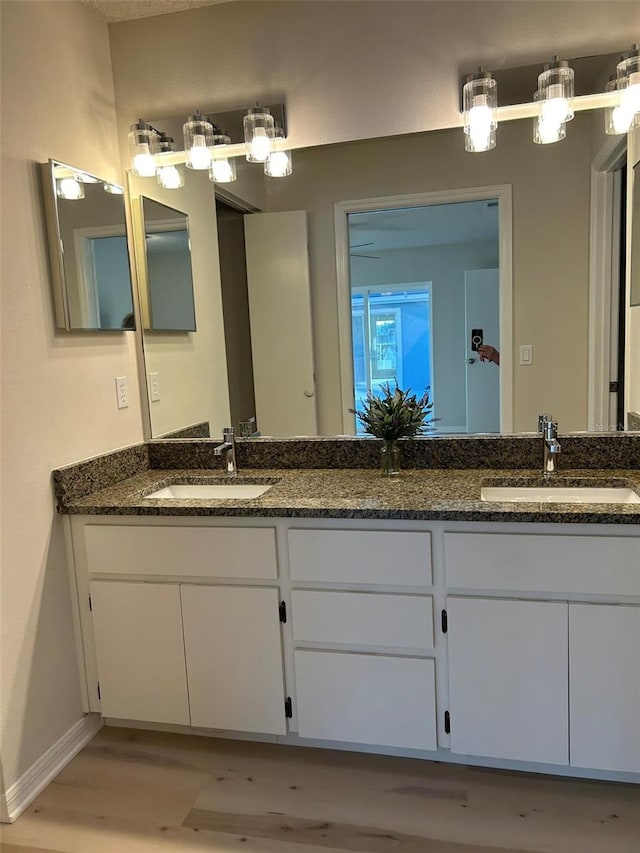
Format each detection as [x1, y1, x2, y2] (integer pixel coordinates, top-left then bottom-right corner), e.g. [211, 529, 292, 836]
[538, 414, 561, 475]
[214, 427, 237, 476]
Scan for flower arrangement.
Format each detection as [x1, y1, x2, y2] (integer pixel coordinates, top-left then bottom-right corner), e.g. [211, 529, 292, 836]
[350, 382, 434, 440]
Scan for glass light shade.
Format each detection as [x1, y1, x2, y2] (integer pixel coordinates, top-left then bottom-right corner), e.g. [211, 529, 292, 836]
[533, 90, 566, 144]
[129, 119, 157, 177]
[604, 77, 635, 135]
[209, 131, 237, 183]
[56, 176, 85, 199]
[155, 133, 185, 189]
[183, 111, 213, 170]
[264, 127, 292, 177]
[243, 106, 275, 162]
[157, 164, 185, 189]
[537, 59, 574, 128]
[617, 46, 640, 119]
[463, 73, 497, 152]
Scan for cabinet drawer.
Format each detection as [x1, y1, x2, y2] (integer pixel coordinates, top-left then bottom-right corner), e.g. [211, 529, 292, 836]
[288, 529, 431, 586]
[445, 532, 640, 595]
[294, 650, 437, 750]
[84, 524, 277, 578]
[291, 591, 433, 648]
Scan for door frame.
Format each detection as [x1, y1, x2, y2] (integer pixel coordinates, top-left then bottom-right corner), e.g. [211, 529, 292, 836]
[335, 186, 513, 434]
[588, 134, 627, 431]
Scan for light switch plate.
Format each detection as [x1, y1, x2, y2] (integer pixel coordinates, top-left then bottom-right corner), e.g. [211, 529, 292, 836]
[149, 372, 160, 402]
[115, 376, 129, 409]
[519, 345, 533, 366]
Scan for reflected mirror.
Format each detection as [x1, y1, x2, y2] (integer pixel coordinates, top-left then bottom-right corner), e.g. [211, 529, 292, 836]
[129, 111, 634, 439]
[41, 159, 134, 330]
[138, 197, 196, 332]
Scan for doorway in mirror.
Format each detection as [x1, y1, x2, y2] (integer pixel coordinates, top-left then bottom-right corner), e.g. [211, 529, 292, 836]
[347, 198, 501, 434]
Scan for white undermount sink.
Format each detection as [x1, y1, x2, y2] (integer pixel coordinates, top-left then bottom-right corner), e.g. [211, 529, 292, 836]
[481, 486, 640, 504]
[145, 483, 274, 500]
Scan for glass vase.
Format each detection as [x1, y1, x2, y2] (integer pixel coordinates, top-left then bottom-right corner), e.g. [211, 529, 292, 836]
[380, 439, 401, 477]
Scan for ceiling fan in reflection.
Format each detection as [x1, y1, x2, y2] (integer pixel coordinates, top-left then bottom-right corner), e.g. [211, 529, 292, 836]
[350, 241, 380, 260]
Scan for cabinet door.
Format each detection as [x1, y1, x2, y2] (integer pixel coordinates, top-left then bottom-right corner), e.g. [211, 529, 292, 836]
[294, 650, 437, 750]
[89, 581, 190, 724]
[181, 585, 286, 734]
[447, 597, 568, 764]
[570, 604, 640, 773]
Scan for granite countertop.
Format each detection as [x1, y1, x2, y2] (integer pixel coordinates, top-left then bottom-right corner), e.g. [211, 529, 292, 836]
[58, 467, 640, 524]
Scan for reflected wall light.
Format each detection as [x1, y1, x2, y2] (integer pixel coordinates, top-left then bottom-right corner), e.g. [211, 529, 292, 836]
[208, 124, 237, 183]
[128, 119, 158, 177]
[533, 90, 566, 144]
[606, 44, 640, 135]
[156, 133, 185, 189]
[265, 125, 293, 177]
[243, 105, 275, 162]
[463, 69, 497, 152]
[56, 176, 85, 199]
[183, 110, 213, 170]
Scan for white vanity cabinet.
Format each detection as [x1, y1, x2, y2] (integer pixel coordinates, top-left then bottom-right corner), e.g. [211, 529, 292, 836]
[444, 529, 640, 776]
[288, 527, 438, 751]
[181, 585, 287, 734]
[89, 580, 190, 725]
[569, 604, 640, 773]
[68, 516, 640, 782]
[446, 597, 568, 764]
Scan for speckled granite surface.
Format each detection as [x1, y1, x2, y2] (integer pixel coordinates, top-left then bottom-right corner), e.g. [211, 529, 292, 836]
[629, 412, 640, 431]
[148, 433, 640, 471]
[52, 444, 149, 509]
[159, 422, 210, 439]
[57, 467, 640, 524]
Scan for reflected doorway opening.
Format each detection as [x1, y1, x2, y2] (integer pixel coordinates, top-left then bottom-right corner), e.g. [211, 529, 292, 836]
[342, 191, 510, 435]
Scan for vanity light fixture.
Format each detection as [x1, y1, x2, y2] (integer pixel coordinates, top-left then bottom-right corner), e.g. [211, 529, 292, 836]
[604, 75, 633, 135]
[155, 133, 186, 189]
[463, 69, 498, 152]
[612, 44, 640, 132]
[243, 105, 275, 162]
[183, 110, 213, 170]
[208, 125, 237, 183]
[128, 119, 158, 177]
[264, 125, 293, 177]
[536, 56, 575, 139]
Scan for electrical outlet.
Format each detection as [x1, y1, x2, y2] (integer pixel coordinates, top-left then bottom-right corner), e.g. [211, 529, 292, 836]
[115, 376, 129, 409]
[149, 372, 160, 402]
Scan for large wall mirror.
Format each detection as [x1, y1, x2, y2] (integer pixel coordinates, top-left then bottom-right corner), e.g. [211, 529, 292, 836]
[41, 159, 135, 331]
[128, 85, 636, 439]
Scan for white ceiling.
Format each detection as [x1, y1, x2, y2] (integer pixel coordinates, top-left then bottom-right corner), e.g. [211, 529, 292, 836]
[81, 0, 233, 23]
[349, 201, 499, 254]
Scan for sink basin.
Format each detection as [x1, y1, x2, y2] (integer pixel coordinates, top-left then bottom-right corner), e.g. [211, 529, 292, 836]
[145, 483, 274, 500]
[481, 486, 640, 504]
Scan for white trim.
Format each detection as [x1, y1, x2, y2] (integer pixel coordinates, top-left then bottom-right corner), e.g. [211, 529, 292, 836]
[588, 135, 627, 431]
[1, 714, 102, 823]
[335, 186, 513, 434]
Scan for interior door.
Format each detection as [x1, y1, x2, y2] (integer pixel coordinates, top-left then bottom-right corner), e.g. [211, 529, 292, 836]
[464, 269, 500, 432]
[244, 211, 317, 435]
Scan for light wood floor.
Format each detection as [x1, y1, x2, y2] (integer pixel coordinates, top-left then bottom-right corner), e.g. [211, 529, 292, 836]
[1, 727, 638, 852]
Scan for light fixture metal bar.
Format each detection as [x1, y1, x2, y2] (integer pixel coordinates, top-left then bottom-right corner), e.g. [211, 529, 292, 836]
[494, 90, 621, 124]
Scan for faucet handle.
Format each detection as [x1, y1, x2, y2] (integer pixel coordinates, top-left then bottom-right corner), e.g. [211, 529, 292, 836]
[222, 426, 234, 439]
[538, 413, 552, 434]
[543, 420, 558, 440]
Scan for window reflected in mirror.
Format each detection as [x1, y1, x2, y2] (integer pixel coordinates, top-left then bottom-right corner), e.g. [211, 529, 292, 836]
[139, 197, 196, 332]
[40, 160, 135, 331]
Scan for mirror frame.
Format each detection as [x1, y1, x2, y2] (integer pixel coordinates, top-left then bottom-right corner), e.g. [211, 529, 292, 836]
[40, 159, 134, 331]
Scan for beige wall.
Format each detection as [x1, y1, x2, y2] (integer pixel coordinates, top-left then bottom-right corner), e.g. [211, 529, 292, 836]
[264, 116, 593, 434]
[0, 0, 143, 797]
[108, 1, 639, 151]
[627, 129, 640, 420]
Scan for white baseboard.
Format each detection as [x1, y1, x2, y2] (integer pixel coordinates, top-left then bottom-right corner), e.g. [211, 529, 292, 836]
[1, 713, 103, 823]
